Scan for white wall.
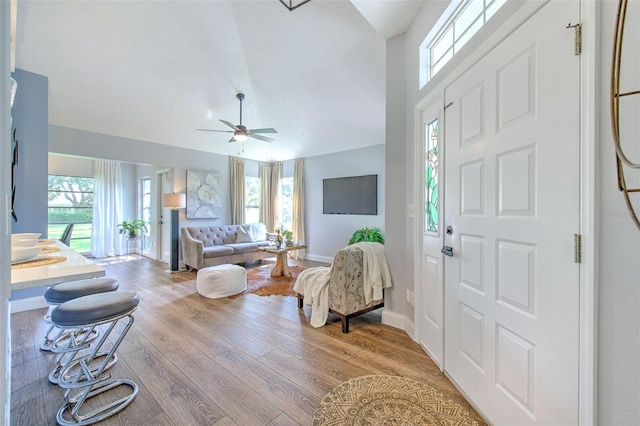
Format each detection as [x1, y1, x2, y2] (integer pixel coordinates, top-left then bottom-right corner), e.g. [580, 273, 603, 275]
[48, 154, 93, 177]
[598, 1, 640, 423]
[0, 1, 11, 422]
[385, 33, 410, 318]
[305, 145, 385, 263]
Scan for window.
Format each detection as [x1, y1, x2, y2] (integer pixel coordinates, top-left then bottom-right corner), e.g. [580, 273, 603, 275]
[425, 120, 439, 233]
[281, 176, 293, 232]
[141, 177, 151, 251]
[47, 175, 93, 253]
[245, 176, 260, 223]
[421, 0, 506, 85]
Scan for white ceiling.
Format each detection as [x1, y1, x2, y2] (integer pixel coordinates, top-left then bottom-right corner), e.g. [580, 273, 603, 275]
[15, 0, 424, 162]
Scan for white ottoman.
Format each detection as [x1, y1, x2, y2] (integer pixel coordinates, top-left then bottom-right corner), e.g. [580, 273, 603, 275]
[196, 264, 247, 299]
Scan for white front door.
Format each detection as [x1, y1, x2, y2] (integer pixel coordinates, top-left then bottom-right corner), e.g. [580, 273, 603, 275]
[443, 1, 580, 424]
[419, 97, 445, 367]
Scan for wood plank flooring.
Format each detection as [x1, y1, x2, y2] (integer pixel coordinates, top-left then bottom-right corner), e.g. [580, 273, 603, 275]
[10, 255, 485, 425]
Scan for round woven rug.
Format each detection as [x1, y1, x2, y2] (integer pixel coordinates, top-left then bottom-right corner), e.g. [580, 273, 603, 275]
[313, 375, 482, 426]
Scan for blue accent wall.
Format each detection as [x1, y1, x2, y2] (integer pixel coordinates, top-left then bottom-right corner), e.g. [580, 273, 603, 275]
[10, 69, 48, 236]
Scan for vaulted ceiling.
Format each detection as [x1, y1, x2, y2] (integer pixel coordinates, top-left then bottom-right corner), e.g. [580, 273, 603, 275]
[15, 0, 424, 162]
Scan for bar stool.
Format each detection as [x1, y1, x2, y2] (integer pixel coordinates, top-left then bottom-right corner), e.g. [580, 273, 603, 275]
[52, 291, 139, 426]
[41, 278, 119, 352]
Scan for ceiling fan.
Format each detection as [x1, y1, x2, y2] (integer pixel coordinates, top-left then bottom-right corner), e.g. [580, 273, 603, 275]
[197, 93, 277, 143]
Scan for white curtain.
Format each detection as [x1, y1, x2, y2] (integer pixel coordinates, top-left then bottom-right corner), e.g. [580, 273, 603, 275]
[229, 156, 245, 224]
[91, 160, 124, 257]
[291, 158, 306, 259]
[259, 162, 273, 231]
[271, 162, 283, 230]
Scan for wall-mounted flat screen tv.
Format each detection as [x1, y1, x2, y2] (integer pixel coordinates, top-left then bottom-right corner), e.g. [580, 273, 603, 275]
[323, 174, 377, 215]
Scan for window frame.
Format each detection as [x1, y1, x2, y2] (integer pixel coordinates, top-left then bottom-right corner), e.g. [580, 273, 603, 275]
[420, 0, 506, 87]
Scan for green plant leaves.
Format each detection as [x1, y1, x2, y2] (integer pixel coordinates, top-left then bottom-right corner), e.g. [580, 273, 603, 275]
[349, 226, 385, 245]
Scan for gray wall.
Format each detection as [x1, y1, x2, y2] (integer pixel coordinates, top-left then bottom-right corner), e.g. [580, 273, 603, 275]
[10, 69, 48, 236]
[305, 144, 385, 262]
[49, 125, 232, 231]
[49, 125, 380, 262]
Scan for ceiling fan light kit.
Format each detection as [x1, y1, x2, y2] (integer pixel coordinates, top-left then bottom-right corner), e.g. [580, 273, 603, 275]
[279, 0, 312, 11]
[197, 92, 277, 144]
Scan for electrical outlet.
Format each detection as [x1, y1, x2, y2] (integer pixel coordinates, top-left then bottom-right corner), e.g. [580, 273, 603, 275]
[408, 204, 414, 218]
[406, 289, 411, 303]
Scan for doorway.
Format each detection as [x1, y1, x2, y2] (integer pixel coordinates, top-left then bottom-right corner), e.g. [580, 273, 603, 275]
[416, 1, 582, 424]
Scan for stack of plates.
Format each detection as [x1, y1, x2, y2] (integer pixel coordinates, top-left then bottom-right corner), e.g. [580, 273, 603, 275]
[11, 246, 43, 264]
[11, 233, 44, 264]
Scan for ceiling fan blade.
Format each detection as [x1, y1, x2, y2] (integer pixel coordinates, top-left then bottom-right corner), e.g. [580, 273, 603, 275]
[248, 133, 274, 142]
[228, 136, 238, 143]
[197, 128, 233, 133]
[219, 119, 239, 130]
[249, 128, 278, 134]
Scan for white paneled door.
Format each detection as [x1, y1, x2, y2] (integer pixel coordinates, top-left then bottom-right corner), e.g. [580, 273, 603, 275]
[443, 1, 580, 424]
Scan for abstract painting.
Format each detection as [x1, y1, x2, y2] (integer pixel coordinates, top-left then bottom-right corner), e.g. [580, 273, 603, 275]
[186, 169, 222, 219]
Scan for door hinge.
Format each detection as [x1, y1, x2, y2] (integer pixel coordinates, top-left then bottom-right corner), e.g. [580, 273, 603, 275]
[566, 23, 581, 55]
[574, 234, 582, 263]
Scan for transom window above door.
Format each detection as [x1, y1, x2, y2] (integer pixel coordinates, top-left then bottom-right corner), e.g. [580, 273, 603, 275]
[420, 0, 506, 87]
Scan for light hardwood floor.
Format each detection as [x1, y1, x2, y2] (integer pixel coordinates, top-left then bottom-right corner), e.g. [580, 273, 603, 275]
[10, 255, 485, 425]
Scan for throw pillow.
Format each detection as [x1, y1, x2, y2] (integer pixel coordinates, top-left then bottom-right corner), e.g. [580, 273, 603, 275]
[236, 227, 255, 243]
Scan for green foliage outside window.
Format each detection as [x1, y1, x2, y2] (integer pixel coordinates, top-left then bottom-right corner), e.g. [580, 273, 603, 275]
[48, 175, 94, 253]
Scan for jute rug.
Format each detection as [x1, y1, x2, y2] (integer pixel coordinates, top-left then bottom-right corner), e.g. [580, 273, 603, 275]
[313, 375, 483, 426]
[230, 264, 305, 298]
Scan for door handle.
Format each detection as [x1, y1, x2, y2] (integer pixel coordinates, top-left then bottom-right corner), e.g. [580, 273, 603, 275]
[441, 246, 453, 257]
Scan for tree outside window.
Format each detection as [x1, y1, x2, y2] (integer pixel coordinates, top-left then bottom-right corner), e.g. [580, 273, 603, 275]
[47, 175, 93, 253]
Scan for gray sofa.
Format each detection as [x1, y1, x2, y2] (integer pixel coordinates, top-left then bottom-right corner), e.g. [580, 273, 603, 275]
[181, 223, 275, 270]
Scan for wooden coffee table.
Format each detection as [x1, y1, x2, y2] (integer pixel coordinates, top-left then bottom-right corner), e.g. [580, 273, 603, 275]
[262, 244, 307, 277]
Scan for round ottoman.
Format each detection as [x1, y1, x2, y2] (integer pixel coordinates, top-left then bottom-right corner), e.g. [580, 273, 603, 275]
[197, 264, 247, 298]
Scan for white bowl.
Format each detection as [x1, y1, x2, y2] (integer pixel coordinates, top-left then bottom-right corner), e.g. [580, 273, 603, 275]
[12, 239, 39, 247]
[11, 246, 43, 263]
[11, 233, 42, 241]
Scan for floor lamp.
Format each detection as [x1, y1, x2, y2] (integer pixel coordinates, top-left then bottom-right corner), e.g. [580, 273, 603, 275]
[162, 193, 186, 272]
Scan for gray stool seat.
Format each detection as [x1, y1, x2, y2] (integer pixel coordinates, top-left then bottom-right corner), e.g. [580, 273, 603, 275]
[52, 291, 139, 328]
[45, 278, 119, 305]
[41, 278, 119, 354]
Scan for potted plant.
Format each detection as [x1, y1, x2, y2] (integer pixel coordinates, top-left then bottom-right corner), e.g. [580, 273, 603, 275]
[117, 219, 147, 238]
[349, 226, 385, 245]
[282, 230, 294, 246]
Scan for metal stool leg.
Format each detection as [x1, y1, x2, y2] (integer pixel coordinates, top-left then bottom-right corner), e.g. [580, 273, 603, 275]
[52, 291, 139, 426]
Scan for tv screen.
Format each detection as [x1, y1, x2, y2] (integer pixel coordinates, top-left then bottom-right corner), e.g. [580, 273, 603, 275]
[323, 174, 377, 215]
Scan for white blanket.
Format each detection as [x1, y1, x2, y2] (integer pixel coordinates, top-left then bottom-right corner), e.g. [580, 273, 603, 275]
[293, 242, 393, 328]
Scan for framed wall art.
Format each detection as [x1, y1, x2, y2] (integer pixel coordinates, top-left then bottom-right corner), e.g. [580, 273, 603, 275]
[186, 169, 222, 219]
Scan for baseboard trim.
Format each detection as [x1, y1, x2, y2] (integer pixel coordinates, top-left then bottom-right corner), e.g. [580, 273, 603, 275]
[304, 253, 333, 264]
[382, 309, 414, 338]
[10, 296, 47, 313]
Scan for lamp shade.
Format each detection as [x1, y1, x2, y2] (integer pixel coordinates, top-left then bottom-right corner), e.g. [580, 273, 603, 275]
[163, 193, 186, 209]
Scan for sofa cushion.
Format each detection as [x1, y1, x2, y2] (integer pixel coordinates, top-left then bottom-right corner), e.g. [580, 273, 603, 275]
[226, 242, 260, 254]
[203, 245, 234, 258]
[236, 227, 255, 243]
